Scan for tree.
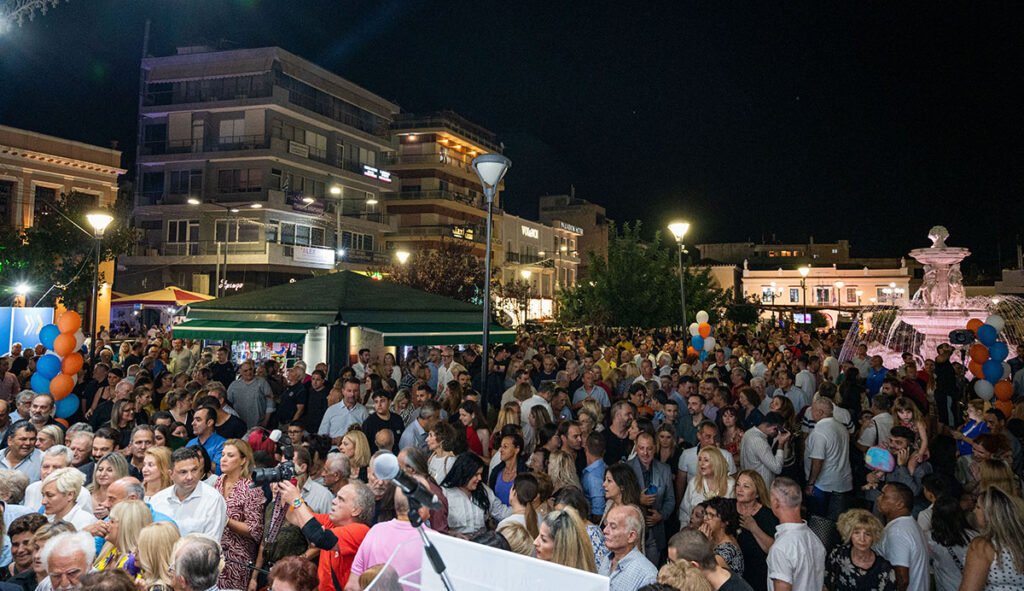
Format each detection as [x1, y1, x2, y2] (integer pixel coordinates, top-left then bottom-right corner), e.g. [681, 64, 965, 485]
[491, 276, 531, 326]
[725, 292, 763, 325]
[0, 189, 137, 309]
[378, 239, 485, 303]
[556, 221, 731, 328]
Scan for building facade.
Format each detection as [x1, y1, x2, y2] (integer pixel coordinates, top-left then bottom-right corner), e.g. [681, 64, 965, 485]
[538, 190, 608, 278]
[384, 111, 504, 262]
[498, 213, 580, 322]
[120, 46, 399, 295]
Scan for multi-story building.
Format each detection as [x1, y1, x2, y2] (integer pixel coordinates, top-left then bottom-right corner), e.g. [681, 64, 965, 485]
[121, 46, 399, 295]
[384, 111, 504, 262]
[499, 213, 580, 322]
[538, 190, 608, 278]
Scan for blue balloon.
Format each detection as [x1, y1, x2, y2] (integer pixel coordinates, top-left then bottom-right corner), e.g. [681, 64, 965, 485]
[989, 342, 1009, 362]
[55, 394, 79, 419]
[36, 354, 62, 379]
[699, 350, 708, 362]
[691, 335, 704, 350]
[983, 359, 1003, 384]
[977, 324, 998, 346]
[39, 324, 60, 350]
[30, 372, 51, 394]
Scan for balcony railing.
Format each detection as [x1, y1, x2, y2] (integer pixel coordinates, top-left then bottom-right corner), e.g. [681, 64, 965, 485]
[382, 153, 476, 173]
[140, 134, 271, 156]
[396, 190, 483, 208]
[391, 111, 500, 152]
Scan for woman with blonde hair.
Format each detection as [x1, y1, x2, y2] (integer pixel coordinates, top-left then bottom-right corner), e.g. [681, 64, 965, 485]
[340, 429, 371, 481]
[41, 467, 95, 530]
[136, 522, 180, 591]
[490, 402, 520, 454]
[960, 486, 1024, 590]
[533, 506, 598, 573]
[23, 521, 76, 591]
[497, 522, 535, 556]
[657, 561, 714, 591]
[977, 459, 1020, 497]
[735, 470, 778, 591]
[35, 425, 64, 451]
[825, 509, 898, 591]
[141, 446, 172, 501]
[678, 448, 735, 528]
[95, 499, 152, 577]
[547, 450, 582, 492]
[215, 439, 265, 590]
[89, 452, 130, 519]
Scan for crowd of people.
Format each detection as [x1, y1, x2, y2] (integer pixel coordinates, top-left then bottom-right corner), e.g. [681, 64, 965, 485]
[0, 322, 1022, 591]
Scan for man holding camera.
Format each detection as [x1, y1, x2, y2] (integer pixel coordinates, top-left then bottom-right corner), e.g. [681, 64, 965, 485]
[278, 478, 373, 591]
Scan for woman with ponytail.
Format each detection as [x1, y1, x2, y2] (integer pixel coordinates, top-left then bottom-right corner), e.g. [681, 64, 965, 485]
[498, 473, 540, 538]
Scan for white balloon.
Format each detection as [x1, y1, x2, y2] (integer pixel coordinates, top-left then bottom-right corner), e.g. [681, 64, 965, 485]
[689, 323, 700, 337]
[695, 311, 710, 324]
[703, 336, 716, 352]
[986, 314, 1005, 332]
[71, 374, 79, 385]
[1003, 362, 1012, 380]
[975, 380, 994, 400]
[74, 330, 86, 350]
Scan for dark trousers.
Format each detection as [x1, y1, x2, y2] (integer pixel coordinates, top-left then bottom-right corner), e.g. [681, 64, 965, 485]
[808, 488, 851, 521]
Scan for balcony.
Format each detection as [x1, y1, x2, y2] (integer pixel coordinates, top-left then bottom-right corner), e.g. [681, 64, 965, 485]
[140, 134, 271, 156]
[391, 111, 500, 152]
[382, 153, 476, 174]
[396, 224, 497, 245]
[505, 252, 554, 266]
[395, 190, 483, 208]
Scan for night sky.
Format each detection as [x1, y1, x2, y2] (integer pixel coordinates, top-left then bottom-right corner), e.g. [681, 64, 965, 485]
[2, 1, 1022, 271]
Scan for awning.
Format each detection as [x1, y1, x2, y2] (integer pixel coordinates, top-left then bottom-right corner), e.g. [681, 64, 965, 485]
[112, 287, 213, 307]
[172, 320, 318, 343]
[359, 323, 516, 346]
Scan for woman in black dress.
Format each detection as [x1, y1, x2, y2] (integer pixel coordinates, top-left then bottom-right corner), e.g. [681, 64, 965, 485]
[735, 470, 778, 591]
[826, 508, 897, 591]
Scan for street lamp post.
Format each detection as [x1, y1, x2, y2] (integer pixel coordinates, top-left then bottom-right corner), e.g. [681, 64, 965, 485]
[668, 222, 690, 327]
[472, 153, 511, 407]
[769, 281, 782, 325]
[798, 266, 810, 323]
[86, 212, 114, 364]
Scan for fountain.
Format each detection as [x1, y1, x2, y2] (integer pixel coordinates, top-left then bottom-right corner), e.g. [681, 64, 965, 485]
[840, 226, 1024, 368]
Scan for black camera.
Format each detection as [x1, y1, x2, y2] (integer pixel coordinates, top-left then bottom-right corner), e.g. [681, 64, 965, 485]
[949, 329, 976, 346]
[250, 434, 295, 486]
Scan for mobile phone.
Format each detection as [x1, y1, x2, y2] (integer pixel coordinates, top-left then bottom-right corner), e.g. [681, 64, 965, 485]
[645, 484, 657, 495]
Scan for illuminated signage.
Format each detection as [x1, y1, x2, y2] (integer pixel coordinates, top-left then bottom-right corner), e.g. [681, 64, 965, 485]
[362, 165, 393, 183]
[558, 221, 583, 235]
[452, 226, 475, 241]
[521, 225, 539, 239]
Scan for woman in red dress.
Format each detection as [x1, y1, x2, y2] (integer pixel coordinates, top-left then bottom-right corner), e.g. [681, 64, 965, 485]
[459, 401, 490, 459]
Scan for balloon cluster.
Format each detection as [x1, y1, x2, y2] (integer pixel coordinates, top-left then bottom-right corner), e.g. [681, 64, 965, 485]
[965, 314, 1013, 417]
[33, 311, 85, 419]
[687, 311, 716, 362]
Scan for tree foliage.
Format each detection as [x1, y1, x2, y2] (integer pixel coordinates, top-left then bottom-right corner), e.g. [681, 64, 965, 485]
[379, 239, 485, 303]
[0, 190, 137, 309]
[491, 276, 531, 326]
[556, 221, 731, 328]
[725, 293, 764, 325]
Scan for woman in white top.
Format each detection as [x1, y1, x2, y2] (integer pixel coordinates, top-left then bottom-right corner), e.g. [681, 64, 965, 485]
[496, 473, 540, 538]
[927, 495, 977, 591]
[678, 447, 735, 528]
[42, 467, 97, 530]
[440, 453, 512, 535]
[383, 352, 402, 384]
[426, 421, 458, 484]
[22, 446, 93, 514]
[959, 486, 1024, 591]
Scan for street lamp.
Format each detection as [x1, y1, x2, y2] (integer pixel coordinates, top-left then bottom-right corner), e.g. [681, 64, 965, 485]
[472, 153, 511, 405]
[855, 289, 863, 306]
[798, 266, 810, 321]
[834, 280, 844, 312]
[668, 222, 690, 327]
[86, 211, 114, 364]
[769, 281, 783, 325]
[396, 250, 410, 265]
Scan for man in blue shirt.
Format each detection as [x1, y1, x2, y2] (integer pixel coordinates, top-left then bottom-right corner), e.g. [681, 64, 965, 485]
[425, 347, 441, 391]
[866, 355, 888, 400]
[581, 432, 607, 523]
[187, 407, 225, 474]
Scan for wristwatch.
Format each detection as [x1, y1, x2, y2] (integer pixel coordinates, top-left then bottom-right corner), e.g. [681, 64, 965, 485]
[290, 498, 304, 511]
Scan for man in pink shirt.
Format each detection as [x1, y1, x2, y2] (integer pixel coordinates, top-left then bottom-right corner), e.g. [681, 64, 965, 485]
[345, 486, 430, 590]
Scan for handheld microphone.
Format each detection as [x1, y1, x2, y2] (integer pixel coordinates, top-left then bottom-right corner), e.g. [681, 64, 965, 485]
[374, 452, 443, 509]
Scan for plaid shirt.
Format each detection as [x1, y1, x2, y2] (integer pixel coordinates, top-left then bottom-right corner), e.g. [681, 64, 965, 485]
[598, 548, 657, 591]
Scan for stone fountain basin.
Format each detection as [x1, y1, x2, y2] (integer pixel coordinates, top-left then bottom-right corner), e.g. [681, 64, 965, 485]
[908, 246, 971, 265]
[899, 307, 988, 334]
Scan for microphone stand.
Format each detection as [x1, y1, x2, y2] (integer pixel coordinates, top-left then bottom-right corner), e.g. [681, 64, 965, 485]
[223, 556, 270, 575]
[406, 497, 455, 591]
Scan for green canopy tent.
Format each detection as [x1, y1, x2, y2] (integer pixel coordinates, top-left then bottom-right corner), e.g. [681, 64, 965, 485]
[172, 271, 515, 377]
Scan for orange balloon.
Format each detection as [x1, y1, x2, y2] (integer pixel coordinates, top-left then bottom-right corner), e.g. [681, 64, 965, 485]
[994, 400, 1013, 418]
[968, 360, 984, 378]
[967, 318, 984, 334]
[55, 418, 69, 428]
[969, 344, 990, 364]
[62, 353, 84, 375]
[49, 374, 74, 399]
[56, 311, 82, 334]
[995, 380, 1014, 401]
[53, 333, 76, 356]
[698, 323, 712, 338]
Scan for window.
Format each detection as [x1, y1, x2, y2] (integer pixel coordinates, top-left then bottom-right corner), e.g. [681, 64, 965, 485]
[278, 222, 327, 247]
[217, 168, 262, 193]
[814, 286, 831, 304]
[356, 146, 375, 166]
[340, 231, 374, 251]
[33, 186, 59, 222]
[0, 180, 13, 225]
[832, 248, 838, 254]
[215, 219, 260, 243]
[761, 287, 775, 304]
[168, 170, 202, 195]
[219, 119, 245, 143]
[789, 288, 800, 303]
[846, 287, 857, 302]
[166, 220, 199, 243]
[306, 131, 327, 159]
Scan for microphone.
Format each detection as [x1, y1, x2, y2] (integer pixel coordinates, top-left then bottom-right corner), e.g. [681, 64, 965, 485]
[373, 452, 443, 509]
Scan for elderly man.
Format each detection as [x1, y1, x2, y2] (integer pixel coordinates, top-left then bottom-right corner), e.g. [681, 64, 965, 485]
[279, 479, 374, 591]
[598, 504, 657, 591]
[169, 339, 194, 374]
[226, 359, 273, 429]
[766, 477, 824, 591]
[101, 476, 175, 525]
[803, 397, 852, 519]
[150, 447, 226, 538]
[1, 421, 43, 481]
[321, 453, 351, 495]
[41, 531, 96, 591]
[398, 400, 439, 451]
[170, 534, 223, 591]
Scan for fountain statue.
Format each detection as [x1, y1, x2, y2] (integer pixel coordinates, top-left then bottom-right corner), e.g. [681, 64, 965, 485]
[840, 227, 1022, 369]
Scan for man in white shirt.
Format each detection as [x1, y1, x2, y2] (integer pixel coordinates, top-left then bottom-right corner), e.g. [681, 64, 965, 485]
[739, 412, 791, 489]
[435, 347, 457, 398]
[851, 343, 871, 376]
[794, 357, 818, 399]
[150, 447, 227, 538]
[856, 393, 894, 452]
[352, 348, 372, 380]
[319, 379, 368, 444]
[876, 482, 929, 591]
[519, 389, 553, 450]
[803, 398, 851, 520]
[677, 421, 737, 494]
[766, 477, 825, 591]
